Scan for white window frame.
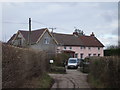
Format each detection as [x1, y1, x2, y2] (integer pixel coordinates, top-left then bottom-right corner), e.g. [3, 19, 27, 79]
[44, 37, 50, 44]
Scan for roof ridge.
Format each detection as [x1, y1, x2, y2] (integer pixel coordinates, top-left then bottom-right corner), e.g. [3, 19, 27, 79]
[79, 35, 92, 37]
[19, 30, 28, 32]
[32, 28, 47, 32]
[53, 32, 73, 36]
[18, 28, 47, 32]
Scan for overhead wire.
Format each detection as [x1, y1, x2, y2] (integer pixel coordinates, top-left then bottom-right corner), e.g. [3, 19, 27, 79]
[2, 19, 71, 31]
[32, 19, 70, 31]
[2, 21, 28, 24]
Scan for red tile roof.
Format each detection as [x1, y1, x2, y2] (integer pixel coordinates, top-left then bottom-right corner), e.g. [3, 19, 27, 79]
[7, 28, 104, 47]
[19, 28, 46, 43]
[52, 33, 104, 47]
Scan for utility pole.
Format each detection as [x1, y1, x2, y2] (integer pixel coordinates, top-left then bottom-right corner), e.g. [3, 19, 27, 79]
[49, 27, 56, 33]
[28, 18, 31, 46]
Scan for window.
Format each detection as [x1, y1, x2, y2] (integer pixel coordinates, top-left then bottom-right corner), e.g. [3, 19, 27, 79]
[93, 54, 96, 56]
[80, 46, 85, 49]
[98, 54, 100, 56]
[75, 53, 78, 58]
[80, 46, 83, 49]
[57, 49, 59, 53]
[19, 39, 22, 45]
[70, 46, 72, 49]
[64, 46, 66, 49]
[88, 54, 91, 57]
[80, 53, 84, 59]
[17, 38, 22, 46]
[44, 37, 50, 44]
[88, 47, 91, 50]
[98, 47, 100, 50]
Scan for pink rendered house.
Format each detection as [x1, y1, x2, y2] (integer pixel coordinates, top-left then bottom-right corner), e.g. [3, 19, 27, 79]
[7, 28, 104, 59]
[52, 30, 104, 59]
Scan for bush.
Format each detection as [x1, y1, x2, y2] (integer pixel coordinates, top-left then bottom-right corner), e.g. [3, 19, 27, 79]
[52, 53, 69, 67]
[104, 48, 120, 56]
[88, 56, 120, 88]
[2, 44, 49, 88]
[80, 58, 90, 73]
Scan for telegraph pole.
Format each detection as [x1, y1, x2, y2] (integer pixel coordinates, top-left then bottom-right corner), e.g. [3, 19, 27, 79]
[49, 27, 56, 33]
[28, 18, 31, 46]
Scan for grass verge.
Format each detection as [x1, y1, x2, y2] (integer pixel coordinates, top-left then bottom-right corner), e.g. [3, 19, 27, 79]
[22, 73, 54, 88]
[39, 73, 54, 88]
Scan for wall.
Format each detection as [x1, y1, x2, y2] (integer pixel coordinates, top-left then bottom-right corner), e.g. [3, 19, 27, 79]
[57, 46, 104, 59]
[30, 31, 57, 54]
[2, 43, 49, 88]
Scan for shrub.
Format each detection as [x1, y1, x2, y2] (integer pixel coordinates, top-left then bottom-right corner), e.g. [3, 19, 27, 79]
[52, 53, 69, 67]
[2, 44, 49, 88]
[88, 56, 120, 88]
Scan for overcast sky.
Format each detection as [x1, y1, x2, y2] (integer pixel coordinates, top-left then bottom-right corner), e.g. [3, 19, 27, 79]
[1, 2, 118, 47]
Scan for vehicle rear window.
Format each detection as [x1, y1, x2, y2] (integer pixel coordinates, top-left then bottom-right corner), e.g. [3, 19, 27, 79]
[69, 60, 77, 63]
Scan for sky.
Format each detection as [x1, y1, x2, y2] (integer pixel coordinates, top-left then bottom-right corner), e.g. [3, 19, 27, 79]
[0, 1, 119, 48]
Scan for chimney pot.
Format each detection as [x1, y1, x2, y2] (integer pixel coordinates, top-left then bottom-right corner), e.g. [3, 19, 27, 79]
[90, 32, 95, 36]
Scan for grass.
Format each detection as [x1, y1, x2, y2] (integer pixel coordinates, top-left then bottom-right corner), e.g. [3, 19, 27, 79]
[22, 73, 54, 89]
[39, 73, 54, 88]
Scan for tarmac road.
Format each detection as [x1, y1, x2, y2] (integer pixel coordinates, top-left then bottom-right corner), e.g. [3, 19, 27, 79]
[49, 68, 90, 88]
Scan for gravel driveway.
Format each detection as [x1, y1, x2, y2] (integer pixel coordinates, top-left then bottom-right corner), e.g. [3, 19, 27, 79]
[49, 68, 90, 88]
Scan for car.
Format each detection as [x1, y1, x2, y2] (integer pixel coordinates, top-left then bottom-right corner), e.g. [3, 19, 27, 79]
[67, 58, 78, 69]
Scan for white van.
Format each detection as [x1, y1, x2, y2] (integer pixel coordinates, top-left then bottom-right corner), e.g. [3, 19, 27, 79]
[67, 58, 78, 69]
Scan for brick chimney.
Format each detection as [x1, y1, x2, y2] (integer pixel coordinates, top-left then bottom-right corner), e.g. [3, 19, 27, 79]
[90, 32, 95, 37]
[73, 31, 78, 36]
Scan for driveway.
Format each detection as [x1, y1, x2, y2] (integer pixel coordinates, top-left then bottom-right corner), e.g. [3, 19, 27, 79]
[49, 68, 90, 88]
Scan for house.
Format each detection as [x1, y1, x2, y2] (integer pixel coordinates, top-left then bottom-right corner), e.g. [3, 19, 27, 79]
[7, 28, 58, 54]
[52, 30, 104, 59]
[8, 28, 104, 59]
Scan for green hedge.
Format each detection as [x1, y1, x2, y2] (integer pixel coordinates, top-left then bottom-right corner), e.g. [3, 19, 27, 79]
[88, 56, 120, 88]
[104, 48, 120, 56]
[52, 53, 69, 67]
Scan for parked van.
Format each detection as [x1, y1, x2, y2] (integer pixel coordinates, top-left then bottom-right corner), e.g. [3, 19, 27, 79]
[67, 58, 79, 69]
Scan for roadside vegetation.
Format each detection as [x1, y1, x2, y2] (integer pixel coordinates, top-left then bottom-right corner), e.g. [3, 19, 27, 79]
[87, 56, 120, 88]
[49, 53, 69, 74]
[80, 58, 90, 73]
[2, 43, 53, 88]
[104, 45, 120, 56]
[80, 45, 120, 88]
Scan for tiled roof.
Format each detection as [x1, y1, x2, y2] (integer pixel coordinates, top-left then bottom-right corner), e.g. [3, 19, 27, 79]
[7, 28, 104, 47]
[52, 33, 104, 47]
[7, 34, 16, 44]
[19, 28, 46, 43]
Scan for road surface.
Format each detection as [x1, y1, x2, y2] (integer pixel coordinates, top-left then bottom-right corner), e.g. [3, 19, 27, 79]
[49, 68, 90, 88]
